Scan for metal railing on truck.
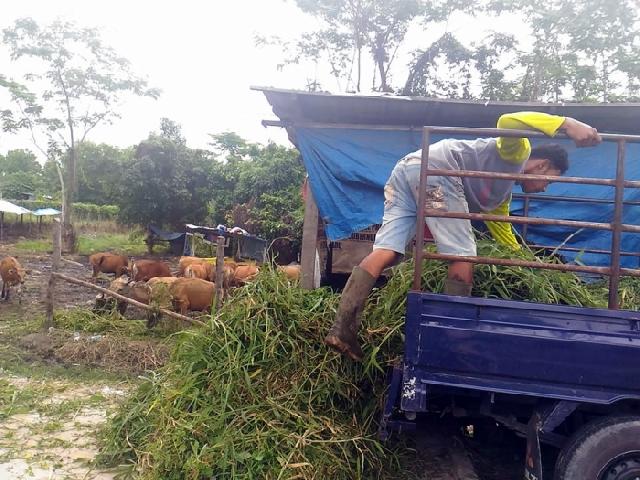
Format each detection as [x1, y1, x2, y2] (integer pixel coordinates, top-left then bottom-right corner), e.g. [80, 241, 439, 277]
[413, 127, 640, 309]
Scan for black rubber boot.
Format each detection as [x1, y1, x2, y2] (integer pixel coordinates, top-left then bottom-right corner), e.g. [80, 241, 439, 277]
[324, 266, 377, 362]
[444, 278, 473, 296]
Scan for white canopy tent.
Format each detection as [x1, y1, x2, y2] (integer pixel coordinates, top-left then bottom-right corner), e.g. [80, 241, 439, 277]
[0, 199, 31, 215]
[0, 199, 32, 241]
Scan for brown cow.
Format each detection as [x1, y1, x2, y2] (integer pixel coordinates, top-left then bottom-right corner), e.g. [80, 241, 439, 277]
[277, 264, 301, 282]
[169, 277, 216, 315]
[131, 260, 172, 281]
[1, 256, 26, 303]
[184, 263, 212, 281]
[89, 252, 128, 280]
[231, 264, 260, 286]
[178, 256, 215, 276]
[104, 275, 177, 325]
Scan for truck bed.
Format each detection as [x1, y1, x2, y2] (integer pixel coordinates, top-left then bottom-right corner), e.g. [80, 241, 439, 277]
[400, 292, 640, 413]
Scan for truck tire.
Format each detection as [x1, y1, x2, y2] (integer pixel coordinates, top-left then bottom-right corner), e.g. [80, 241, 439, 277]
[554, 415, 640, 480]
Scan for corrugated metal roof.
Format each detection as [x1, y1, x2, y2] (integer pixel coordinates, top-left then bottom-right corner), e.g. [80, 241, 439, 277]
[253, 86, 640, 135]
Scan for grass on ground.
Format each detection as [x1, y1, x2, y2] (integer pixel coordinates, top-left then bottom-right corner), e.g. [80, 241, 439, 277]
[15, 232, 149, 256]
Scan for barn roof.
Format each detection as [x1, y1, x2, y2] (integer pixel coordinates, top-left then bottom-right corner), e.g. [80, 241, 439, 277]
[253, 86, 640, 135]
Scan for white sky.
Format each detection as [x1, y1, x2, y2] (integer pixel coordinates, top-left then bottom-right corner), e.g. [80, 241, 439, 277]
[0, 0, 529, 157]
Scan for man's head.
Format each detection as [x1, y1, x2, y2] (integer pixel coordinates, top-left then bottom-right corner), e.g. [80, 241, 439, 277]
[520, 144, 569, 194]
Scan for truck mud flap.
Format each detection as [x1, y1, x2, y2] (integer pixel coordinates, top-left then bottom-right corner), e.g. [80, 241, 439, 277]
[525, 413, 543, 480]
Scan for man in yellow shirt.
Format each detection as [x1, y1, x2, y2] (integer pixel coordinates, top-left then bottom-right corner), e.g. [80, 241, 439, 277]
[325, 112, 601, 361]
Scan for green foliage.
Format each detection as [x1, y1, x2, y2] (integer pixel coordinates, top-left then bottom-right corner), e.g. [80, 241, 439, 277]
[76, 142, 132, 204]
[210, 137, 305, 241]
[279, 0, 640, 102]
[117, 124, 215, 228]
[268, 0, 434, 92]
[0, 149, 46, 199]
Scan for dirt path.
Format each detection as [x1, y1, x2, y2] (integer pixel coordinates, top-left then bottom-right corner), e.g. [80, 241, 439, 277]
[0, 373, 131, 479]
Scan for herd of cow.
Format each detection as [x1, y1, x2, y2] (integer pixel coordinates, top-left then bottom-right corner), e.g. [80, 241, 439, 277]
[0, 252, 300, 327]
[90, 252, 300, 326]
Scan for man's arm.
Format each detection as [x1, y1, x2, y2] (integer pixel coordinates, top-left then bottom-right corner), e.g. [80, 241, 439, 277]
[496, 112, 566, 164]
[496, 112, 602, 164]
[484, 198, 520, 249]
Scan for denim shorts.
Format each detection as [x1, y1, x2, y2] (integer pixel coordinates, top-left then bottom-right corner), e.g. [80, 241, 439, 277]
[373, 154, 476, 256]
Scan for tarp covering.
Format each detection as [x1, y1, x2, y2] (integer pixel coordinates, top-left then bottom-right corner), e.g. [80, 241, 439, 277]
[32, 208, 61, 216]
[0, 199, 31, 215]
[296, 127, 640, 268]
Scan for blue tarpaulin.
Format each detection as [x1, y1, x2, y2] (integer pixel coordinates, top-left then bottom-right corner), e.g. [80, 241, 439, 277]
[296, 127, 640, 268]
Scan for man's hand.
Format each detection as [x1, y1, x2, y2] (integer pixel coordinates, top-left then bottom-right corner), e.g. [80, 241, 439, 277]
[562, 117, 602, 147]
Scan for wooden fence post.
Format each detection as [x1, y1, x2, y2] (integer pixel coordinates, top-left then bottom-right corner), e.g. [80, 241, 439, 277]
[300, 189, 319, 289]
[44, 218, 61, 329]
[214, 235, 225, 311]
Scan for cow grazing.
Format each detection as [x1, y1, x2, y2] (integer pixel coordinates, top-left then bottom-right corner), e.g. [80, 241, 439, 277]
[231, 264, 260, 286]
[104, 275, 177, 326]
[131, 260, 172, 282]
[89, 252, 128, 280]
[169, 277, 216, 315]
[0, 256, 26, 303]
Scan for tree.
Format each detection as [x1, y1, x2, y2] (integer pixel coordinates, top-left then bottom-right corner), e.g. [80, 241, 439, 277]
[117, 122, 215, 228]
[75, 142, 132, 205]
[403, 32, 474, 97]
[266, 0, 433, 92]
[208, 133, 305, 241]
[0, 149, 45, 199]
[487, 0, 640, 102]
[1, 18, 159, 250]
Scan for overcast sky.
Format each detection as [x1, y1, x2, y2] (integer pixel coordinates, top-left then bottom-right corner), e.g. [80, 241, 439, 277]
[0, 0, 527, 157]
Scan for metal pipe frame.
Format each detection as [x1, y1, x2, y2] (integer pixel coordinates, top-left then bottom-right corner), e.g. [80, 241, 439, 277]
[512, 193, 640, 207]
[413, 126, 640, 309]
[527, 244, 640, 258]
[422, 210, 640, 234]
[422, 168, 640, 188]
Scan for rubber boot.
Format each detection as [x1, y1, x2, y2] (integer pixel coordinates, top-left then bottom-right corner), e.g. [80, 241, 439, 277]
[324, 266, 377, 362]
[444, 278, 473, 296]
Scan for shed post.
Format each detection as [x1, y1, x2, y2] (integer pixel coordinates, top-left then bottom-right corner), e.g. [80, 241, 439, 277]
[300, 189, 319, 289]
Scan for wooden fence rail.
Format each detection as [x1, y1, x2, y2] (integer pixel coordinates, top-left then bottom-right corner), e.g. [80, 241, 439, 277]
[50, 272, 207, 327]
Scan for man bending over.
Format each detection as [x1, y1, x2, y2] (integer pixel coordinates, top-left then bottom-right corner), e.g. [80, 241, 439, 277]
[325, 111, 601, 361]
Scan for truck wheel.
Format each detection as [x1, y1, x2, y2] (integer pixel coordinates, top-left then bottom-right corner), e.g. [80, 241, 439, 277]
[554, 415, 640, 480]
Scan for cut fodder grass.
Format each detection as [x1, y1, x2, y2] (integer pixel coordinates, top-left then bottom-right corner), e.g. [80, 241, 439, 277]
[55, 336, 170, 374]
[54, 308, 182, 338]
[97, 242, 632, 479]
[98, 269, 408, 479]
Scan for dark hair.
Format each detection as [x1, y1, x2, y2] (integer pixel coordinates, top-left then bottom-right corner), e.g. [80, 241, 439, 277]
[530, 143, 569, 174]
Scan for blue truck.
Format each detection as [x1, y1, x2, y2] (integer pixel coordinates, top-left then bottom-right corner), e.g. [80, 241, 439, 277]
[379, 127, 640, 480]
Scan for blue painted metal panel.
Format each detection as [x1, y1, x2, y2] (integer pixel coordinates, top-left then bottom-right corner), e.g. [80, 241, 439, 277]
[404, 292, 640, 406]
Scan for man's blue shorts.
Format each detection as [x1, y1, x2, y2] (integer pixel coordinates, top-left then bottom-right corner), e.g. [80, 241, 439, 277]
[373, 154, 477, 256]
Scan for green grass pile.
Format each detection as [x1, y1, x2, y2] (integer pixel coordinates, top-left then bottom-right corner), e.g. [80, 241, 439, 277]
[97, 268, 407, 480]
[97, 241, 639, 479]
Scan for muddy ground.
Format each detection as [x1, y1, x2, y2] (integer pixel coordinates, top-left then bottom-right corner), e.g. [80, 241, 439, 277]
[0, 243, 176, 479]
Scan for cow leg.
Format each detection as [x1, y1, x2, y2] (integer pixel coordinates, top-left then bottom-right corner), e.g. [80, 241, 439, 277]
[0, 282, 5, 300]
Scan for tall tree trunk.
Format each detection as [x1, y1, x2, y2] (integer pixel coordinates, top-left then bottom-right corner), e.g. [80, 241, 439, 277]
[62, 146, 76, 252]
